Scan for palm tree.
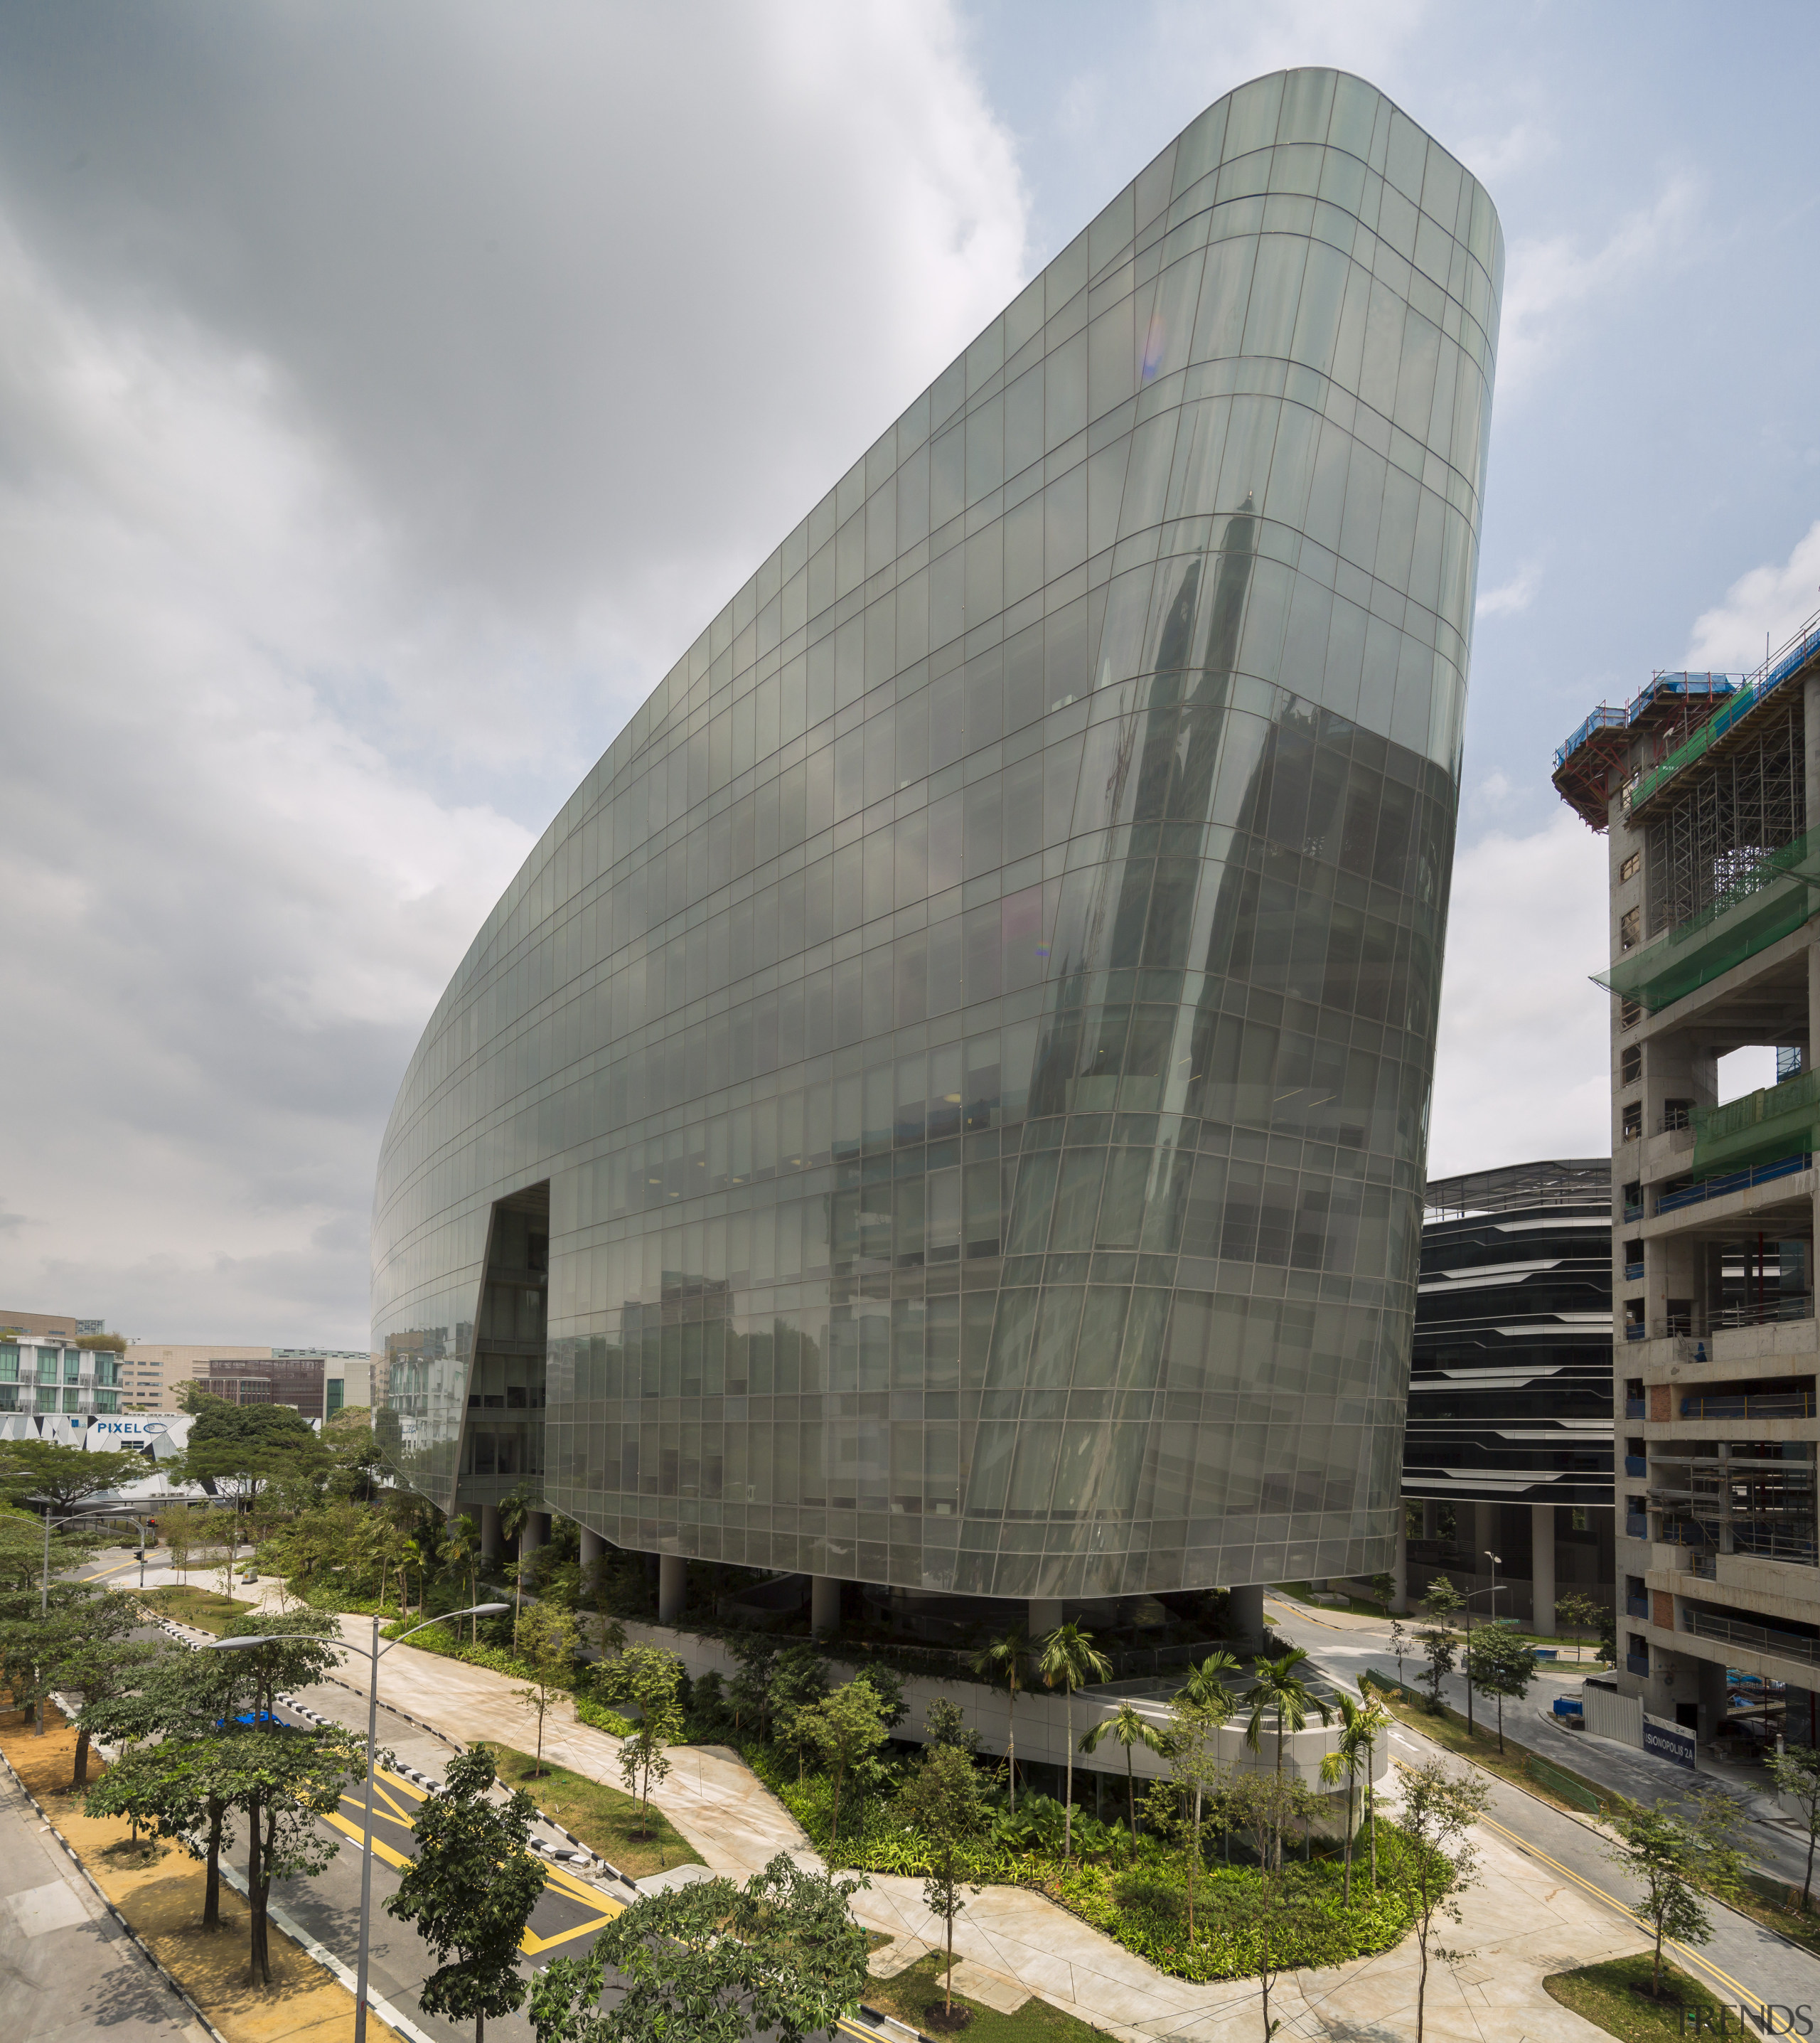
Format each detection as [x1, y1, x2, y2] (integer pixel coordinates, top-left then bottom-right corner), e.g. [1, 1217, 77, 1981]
[1174, 1649, 1240, 1874]
[1080, 1700, 1165, 1847]
[444, 1514, 481, 1640]
[1037, 1621, 1111, 1861]
[1320, 1693, 1390, 1904]
[1242, 1648, 1332, 1867]
[498, 1487, 533, 1650]
[970, 1626, 1029, 1813]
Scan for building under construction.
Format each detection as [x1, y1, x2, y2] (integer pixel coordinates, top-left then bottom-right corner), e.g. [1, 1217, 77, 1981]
[1554, 612, 1820, 1750]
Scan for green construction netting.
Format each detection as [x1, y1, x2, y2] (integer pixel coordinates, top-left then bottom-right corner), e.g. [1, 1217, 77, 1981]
[1693, 1066, 1820, 1178]
[1595, 829, 1820, 1014]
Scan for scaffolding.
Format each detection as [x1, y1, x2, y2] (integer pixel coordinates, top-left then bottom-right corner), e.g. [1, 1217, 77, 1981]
[1644, 690, 1804, 934]
[1552, 673, 1736, 831]
[1594, 827, 1820, 1013]
[1624, 610, 1820, 821]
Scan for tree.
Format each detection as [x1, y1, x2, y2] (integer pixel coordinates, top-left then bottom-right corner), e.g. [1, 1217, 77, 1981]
[1320, 1692, 1390, 1904]
[803, 1678, 890, 1850]
[1767, 1744, 1820, 1913]
[601, 1645, 685, 1833]
[1388, 1619, 1413, 1690]
[513, 1601, 579, 1776]
[1226, 1768, 1317, 2042]
[82, 1647, 269, 1926]
[171, 1397, 327, 1525]
[1555, 1591, 1602, 1664]
[1464, 1626, 1535, 1754]
[727, 1635, 776, 1740]
[0, 1581, 144, 1740]
[59, 1632, 170, 1786]
[1416, 1575, 1462, 1707]
[1398, 1757, 1491, 2043]
[1036, 1621, 1110, 1860]
[924, 1696, 980, 1755]
[768, 1643, 830, 1780]
[528, 1851, 869, 2043]
[445, 1513, 483, 1641]
[1370, 1572, 1397, 1618]
[1603, 1793, 1743, 1999]
[899, 1744, 989, 2022]
[851, 1660, 907, 1732]
[1081, 1699, 1165, 1850]
[0, 1439, 148, 1515]
[223, 1608, 344, 1724]
[386, 1745, 545, 2042]
[1241, 1649, 1331, 1864]
[97, 1724, 361, 1983]
[498, 1486, 535, 1648]
[1416, 1625, 1457, 1712]
[1138, 1668, 1232, 1940]
[970, 1626, 1029, 1812]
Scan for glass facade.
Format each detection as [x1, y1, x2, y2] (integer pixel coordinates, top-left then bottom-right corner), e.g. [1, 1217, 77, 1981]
[373, 68, 1502, 1600]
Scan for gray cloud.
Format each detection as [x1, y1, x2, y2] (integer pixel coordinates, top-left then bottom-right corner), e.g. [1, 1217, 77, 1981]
[0, 2, 1028, 1344]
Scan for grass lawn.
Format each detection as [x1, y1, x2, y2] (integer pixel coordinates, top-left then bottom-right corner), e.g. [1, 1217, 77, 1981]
[1721, 1872, 1820, 1961]
[1544, 1954, 1733, 2041]
[140, 1584, 247, 1636]
[865, 1951, 1118, 2042]
[477, 1741, 705, 1882]
[1273, 1581, 1392, 1621]
[1361, 1674, 1616, 1819]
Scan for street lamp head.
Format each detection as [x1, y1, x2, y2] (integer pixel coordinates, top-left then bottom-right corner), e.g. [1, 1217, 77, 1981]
[200, 1634, 274, 1650]
[471, 1602, 509, 1616]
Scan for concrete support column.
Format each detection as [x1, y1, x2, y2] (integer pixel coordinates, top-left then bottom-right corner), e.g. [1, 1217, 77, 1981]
[1531, 1502, 1556, 1636]
[579, 1527, 606, 1586]
[479, 1503, 501, 1559]
[1421, 1500, 1438, 1540]
[1228, 1584, 1265, 1653]
[1473, 1500, 1499, 1581]
[1392, 1503, 1409, 1616]
[1028, 1598, 1063, 1640]
[1697, 1657, 1728, 1744]
[658, 1552, 687, 1626]
[811, 1574, 841, 1638]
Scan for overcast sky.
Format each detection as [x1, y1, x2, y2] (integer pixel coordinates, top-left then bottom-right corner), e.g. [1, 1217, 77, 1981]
[1, 1, 1816, 1345]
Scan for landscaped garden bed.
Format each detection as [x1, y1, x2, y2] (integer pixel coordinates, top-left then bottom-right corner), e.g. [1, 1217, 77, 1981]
[474, 1740, 704, 1880]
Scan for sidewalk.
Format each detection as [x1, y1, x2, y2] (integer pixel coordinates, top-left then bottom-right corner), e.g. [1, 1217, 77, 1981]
[193, 1594, 1637, 2043]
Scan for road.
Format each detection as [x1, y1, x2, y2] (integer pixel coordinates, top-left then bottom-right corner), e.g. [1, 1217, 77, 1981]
[1268, 1595, 1820, 2023]
[112, 1572, 866, 2043]
[1263, 1593, 1820, 1890]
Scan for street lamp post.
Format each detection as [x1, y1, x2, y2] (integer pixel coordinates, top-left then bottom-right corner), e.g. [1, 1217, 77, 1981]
[1460, 1550, 1506, 1738]
[205, 1600, 507, 2042]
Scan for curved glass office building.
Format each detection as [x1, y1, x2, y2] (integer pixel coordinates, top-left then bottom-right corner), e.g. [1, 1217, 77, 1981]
[373, 68, 1503, 1606]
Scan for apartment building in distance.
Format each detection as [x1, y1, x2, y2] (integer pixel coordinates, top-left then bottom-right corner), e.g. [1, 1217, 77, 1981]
[0, 1311, 123, 1418]
[1554, 612, 1820, 1746]
[121, 1344, 374, 1417]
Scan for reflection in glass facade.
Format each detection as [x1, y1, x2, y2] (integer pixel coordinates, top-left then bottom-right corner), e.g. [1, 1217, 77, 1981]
[373, 68, 1503, 1602]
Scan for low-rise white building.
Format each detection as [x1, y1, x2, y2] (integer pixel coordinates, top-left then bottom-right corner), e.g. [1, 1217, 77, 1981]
[0, 1334, 124, 1418]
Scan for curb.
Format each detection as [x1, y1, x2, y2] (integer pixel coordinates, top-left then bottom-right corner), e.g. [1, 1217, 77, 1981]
[150, 1616, 640, 1896]
[0, 1737, 231, 2043]
[211, 1851, 437, 2043]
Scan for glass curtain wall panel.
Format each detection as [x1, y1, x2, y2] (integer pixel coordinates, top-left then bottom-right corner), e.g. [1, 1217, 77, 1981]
[372, 66, 1504, 1597]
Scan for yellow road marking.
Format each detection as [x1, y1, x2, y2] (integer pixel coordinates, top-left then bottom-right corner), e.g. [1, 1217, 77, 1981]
[1471, 1795, 1770, 2011]
[325, 1780, 625, 1953]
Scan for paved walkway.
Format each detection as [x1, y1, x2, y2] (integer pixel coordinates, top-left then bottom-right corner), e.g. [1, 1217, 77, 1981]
[127, 1574, 1649, 2043]
[0, 1759, 208, 2043]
